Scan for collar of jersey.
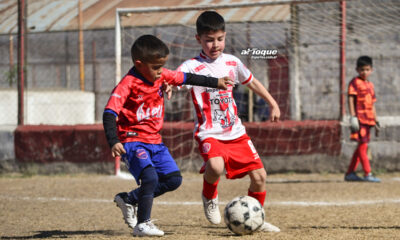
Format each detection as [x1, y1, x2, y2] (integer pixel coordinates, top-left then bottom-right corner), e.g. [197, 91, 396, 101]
[129, 67, 155, 86]
[199, 51, 222, 63]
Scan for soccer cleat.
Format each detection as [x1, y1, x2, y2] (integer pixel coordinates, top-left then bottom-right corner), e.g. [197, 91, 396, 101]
[202, 194, 221, 224]
[133, 220, 164, 237]
[344, 172, 363, 182]
[363, 173, 381, 183]
[259, 221, 281, 232]
[114, 192, 137, 229]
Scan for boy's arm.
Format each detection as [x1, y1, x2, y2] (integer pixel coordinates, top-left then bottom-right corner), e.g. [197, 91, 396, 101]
[348, 95, 356, 117]
[348, 95, 359, 132]
[102, 110, 126, 157]
[185, 73, 233, 89]
[247, 78, 280, 122]
[162, 68, 233, 89]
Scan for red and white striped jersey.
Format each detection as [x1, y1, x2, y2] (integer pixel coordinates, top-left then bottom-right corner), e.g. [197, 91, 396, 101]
[178, 52, 254, 141]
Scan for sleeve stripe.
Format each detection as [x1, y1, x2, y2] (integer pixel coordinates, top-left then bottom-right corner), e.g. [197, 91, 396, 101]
[241, 73, 253, 85]
[104, 109, 118, 117]
[182, 72, 187, 85]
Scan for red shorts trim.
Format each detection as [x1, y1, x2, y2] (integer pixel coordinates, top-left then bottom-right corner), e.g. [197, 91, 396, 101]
[197, 134, 264, 179]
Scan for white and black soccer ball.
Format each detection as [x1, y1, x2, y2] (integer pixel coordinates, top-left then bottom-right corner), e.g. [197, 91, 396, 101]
[224, 196, 265, 235]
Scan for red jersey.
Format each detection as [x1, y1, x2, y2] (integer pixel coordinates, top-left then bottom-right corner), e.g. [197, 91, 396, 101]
[348, 77, 376, 126]
[105, 67, 186, 144]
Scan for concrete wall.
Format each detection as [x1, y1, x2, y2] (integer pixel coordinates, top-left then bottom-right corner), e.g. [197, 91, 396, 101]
[1, 120, 398, 175]
[0, 90, 95, 125]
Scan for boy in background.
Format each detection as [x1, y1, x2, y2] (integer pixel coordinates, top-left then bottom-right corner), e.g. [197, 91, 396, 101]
[103, 34, 233, 237]
[345, 56, 381, 182]
[178, 11, 281, 232]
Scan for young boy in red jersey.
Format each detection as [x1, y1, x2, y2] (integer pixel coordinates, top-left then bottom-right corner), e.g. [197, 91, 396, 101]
[178, 11, 281, 232]
[345, 56, 381, 183]
[103, 34, 233, 237]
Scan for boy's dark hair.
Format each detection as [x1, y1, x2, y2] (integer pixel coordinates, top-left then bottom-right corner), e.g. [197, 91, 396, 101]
[196, 11, 225, 36]
[356, 55, 373, 68]
[131, 35, 169, 63]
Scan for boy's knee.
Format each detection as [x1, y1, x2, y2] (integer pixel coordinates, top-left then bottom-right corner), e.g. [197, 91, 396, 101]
[140, 166, 159, 191]
[206, 157, 224, 176]
[166, 175, 182, 191]
[250, 169, 267, 185]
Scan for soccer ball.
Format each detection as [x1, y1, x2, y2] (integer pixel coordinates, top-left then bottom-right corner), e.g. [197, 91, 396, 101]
[224, 196, 265, 235]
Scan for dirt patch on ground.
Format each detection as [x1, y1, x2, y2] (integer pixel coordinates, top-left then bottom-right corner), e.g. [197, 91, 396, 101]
[1, 172, 400, 239]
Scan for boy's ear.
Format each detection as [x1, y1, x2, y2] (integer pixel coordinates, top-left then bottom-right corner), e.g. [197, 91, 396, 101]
[134, 59, 142, 68]
[195, 34, 201, 44]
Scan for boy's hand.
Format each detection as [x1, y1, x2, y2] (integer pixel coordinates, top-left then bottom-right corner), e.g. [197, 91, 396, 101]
[349, 116, 360, 132]
[270, 105, 280, 122]
[111, 142, 126, 157]
[162, 81, 173, 100]
[217, 77, 235, 90]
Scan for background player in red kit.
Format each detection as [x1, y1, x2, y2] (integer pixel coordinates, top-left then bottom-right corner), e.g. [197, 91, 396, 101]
[103, 34, 233, 237]
[178, 11, 281, 232]
[345, 56, 381, 183]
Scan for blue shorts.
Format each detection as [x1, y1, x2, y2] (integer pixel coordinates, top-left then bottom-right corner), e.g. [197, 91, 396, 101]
[121, 142, 180, 185]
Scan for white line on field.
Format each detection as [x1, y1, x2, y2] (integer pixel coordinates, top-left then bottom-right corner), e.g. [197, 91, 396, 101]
[1, 195, 400, 207]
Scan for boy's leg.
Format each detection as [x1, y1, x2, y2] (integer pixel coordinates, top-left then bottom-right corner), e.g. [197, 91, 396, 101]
[202, 156, 224, 224]
[153, 171, 182, 198]
[203, 156, 224, 198]
[132, 166, 164, 237]
[358, 142, 371, 176]
[346, 147, 360, 175]
[135, 166, 158, 224]
[114, 143, 152, 229]
[248, 168, 280, 232]
[356, 124, 380, 182]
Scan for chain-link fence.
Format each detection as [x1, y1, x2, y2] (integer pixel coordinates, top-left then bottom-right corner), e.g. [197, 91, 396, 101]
[0, 0, 399, 126]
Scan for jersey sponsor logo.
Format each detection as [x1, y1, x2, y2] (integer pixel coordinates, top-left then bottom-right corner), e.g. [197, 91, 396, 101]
[126, 132, 138, 137]
[195, 64, 206, 72]
[137, 103, 163, 122]
[206, 88, 220, 93]
[202, 142, 211, 153]
[136, 149, 148, 160]
[209, 97, 233, 105]
[225, 61, 237, 66]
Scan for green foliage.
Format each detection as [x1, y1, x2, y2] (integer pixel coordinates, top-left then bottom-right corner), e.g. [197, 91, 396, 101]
[4, 65, 18, 87]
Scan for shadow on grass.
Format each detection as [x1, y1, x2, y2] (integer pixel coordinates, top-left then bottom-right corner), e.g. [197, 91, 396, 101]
[267, 179, 343, 184]
[0, 229, 123, 239]
[290, 225, 400, 230]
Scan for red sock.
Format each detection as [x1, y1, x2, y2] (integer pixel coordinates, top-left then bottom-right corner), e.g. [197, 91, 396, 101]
[347, 147, 360, 174]
[202, 177, 219, 199]
[248, 190, 266, 207]
[358, 143, 371, 176]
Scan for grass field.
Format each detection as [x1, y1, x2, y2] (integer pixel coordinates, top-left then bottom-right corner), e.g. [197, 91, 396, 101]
[1, 172, 400, 240]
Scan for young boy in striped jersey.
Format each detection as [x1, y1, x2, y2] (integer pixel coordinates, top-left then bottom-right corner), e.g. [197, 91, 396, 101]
[178, 11, 281, 232]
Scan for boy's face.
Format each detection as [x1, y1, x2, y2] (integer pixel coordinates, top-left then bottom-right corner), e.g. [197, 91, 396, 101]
[135, 56, 168, 82]
[356, 65, 372, 80]
[196, 30, 226, 60]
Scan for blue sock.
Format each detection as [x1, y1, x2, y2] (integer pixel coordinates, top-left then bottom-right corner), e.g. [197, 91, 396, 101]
[134, 166, 158, 223]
